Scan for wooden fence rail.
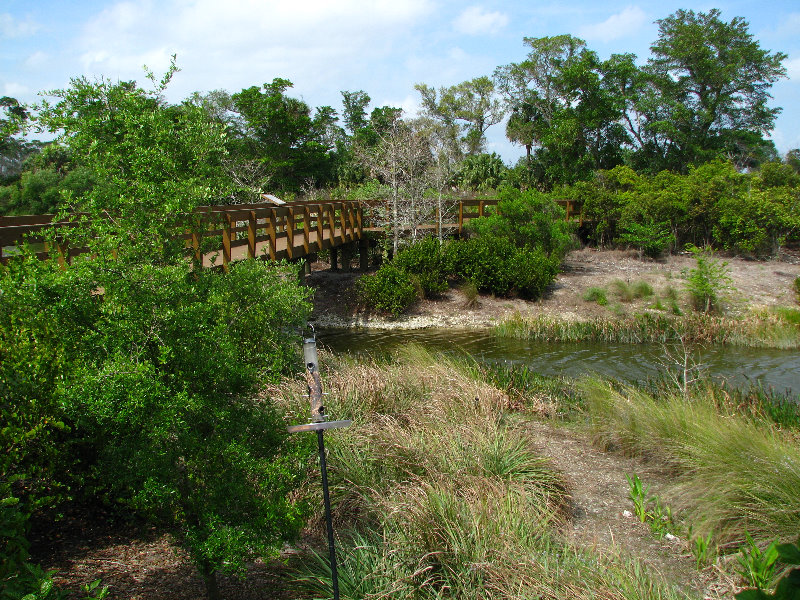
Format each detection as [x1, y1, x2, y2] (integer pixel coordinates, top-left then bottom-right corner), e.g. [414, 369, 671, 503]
[0, 197, 583, 267]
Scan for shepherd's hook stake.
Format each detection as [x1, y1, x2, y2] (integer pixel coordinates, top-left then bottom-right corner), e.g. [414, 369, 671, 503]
[287, 329, 351, 600]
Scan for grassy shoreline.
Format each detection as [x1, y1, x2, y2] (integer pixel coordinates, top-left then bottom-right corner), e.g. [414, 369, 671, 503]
[494, 310, 800, 349]
[269, 347, 799, 599]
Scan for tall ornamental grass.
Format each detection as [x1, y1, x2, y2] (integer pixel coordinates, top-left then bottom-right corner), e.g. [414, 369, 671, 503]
[581, 379, 800, 547]
[272, 347, 692, 600]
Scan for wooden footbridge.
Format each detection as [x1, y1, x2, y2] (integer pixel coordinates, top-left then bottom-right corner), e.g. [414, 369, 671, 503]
[0, 198, 582, 269]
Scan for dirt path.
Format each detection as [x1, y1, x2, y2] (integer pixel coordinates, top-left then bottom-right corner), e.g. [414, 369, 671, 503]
[524, 420, 733, 599]
[308, 247, 800, 329]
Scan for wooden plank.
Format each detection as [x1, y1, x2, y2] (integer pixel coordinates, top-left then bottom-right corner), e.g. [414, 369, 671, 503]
[247, 211, 256, 259]
[222, 214, 232, 272]
[302, 205, 310, 255]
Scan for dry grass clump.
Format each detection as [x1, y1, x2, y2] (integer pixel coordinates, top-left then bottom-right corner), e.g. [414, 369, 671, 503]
[273, 347, 689, 600]
[581, 378, 800, 549]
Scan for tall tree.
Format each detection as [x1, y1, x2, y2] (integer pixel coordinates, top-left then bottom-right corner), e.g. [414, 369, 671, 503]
[341, 90, 371, 136]
[640, 9, 787, 171]
[495, 35, 627, 187]
[415, 76, 504, 155]
[231, 78, 339, 193]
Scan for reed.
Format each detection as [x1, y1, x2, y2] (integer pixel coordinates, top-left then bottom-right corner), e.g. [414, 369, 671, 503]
[494, 311, 800, 349]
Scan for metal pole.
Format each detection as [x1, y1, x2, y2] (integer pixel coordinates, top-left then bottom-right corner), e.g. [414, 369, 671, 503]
[317, 429, 340, 600]
[288, 329, 350, 600]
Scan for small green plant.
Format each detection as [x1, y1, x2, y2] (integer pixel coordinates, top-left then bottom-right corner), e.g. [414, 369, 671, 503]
[793, 276, 800, 305]
[648, 498, 675, 538]
[772, 306, 800, 326]
[612, 279, 635, 302]
[738, 531, 779, 590]
[632, 281, 654, 298]
[694, 532, 715, 569]
[583, 286, 608, 306]
[683, 245, 736, 313]
[735, 537, 800, 599]
[626, 473, 651, 523]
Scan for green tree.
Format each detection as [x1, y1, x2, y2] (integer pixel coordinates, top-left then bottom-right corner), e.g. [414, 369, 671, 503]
[639, 9, 787, 172]
[494, 35, 627, 187]
[18, 61, 314, 599]
[415, 76, 504, 155]
[231, 78, 340, 193]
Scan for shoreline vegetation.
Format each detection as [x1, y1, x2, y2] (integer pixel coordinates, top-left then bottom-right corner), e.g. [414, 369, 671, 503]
[267, 346, 800, 600]
[494, 311, 800, 349]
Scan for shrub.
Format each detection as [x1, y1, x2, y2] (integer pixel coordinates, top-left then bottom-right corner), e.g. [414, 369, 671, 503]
[511, 248, 558, 300]
[583, 287, 608, 306]
[793, 277, 800, 305]
[683, 245, 736, 313]
[393, 237, 448, 298]
[358, 263, 418, 317]
[617, 219, 675, 259]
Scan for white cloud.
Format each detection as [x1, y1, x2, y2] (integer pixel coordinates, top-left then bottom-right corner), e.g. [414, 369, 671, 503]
[24, 51, 50, 69]
[577, 6, 647, 43]
[785, 56, 800, 81]
[2, 82, 30, 96]
[0, 13, 39, 38]
[453, 6, 509, 36]
[74, 0, 434, 99]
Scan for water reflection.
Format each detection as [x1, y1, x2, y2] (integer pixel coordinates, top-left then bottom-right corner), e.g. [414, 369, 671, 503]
[316, 327, 800, 397]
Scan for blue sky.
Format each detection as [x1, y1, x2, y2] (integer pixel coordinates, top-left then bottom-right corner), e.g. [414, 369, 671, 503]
[2, 0, 799, 163]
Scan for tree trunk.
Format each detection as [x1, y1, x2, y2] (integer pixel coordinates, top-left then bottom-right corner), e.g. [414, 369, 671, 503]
[200, 563, 221, 600]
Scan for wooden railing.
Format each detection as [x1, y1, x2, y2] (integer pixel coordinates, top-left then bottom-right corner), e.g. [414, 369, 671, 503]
[185, 201, 362, 270]
[0, 197, 583, 267]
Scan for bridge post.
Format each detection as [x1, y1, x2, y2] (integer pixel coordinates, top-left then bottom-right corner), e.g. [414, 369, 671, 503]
[341, 243, 353, 273]
[330, 247, 338, 271]
[222, 213, 232, 272]
[247, 211, 257, 259]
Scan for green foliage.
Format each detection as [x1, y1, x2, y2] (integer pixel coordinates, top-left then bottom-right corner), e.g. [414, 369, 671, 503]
[626, 474, 651, 523]
[642, 9, 787, 171]
[683, 246, 736, 313]
[618, 218, 674, 258]
[735, 537, 800, 599]
[794, 278, 800, 305]
[692, 531, 715, 569]
[358, 263, 418, 317]
[37, 58, 231, 263]
[393, 236, 448, 298]
[583, 286, 608, 305]
[468, 187, 575, 258]
[4, 63, 316, 597]
[230, 78, 340, 194]
[453, 152, 506, 190]
[738, 531, 779, 590]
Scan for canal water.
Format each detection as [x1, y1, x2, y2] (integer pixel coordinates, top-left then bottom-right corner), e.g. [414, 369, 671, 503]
[316, 327, 800, 397]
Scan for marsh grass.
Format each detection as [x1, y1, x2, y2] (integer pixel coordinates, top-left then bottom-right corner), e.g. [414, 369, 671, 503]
[581, 379, 800, 548]
[611, 279, 655, 302]
[583, 286, 608, 305]
[277, 347, 689, 599]
[495, 312, 800, 348]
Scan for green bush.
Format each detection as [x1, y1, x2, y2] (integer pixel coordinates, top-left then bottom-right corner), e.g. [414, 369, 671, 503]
[358, 263, 418, 317]
[467, 187, 575, 259]
[511, 248, 558, 300]
[393, 237, 448, 298]
[449, 236, 516, 296]
[1, 257, 315, 596]
[683, 245, 735, 313]
[583, 287, 608, 305]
